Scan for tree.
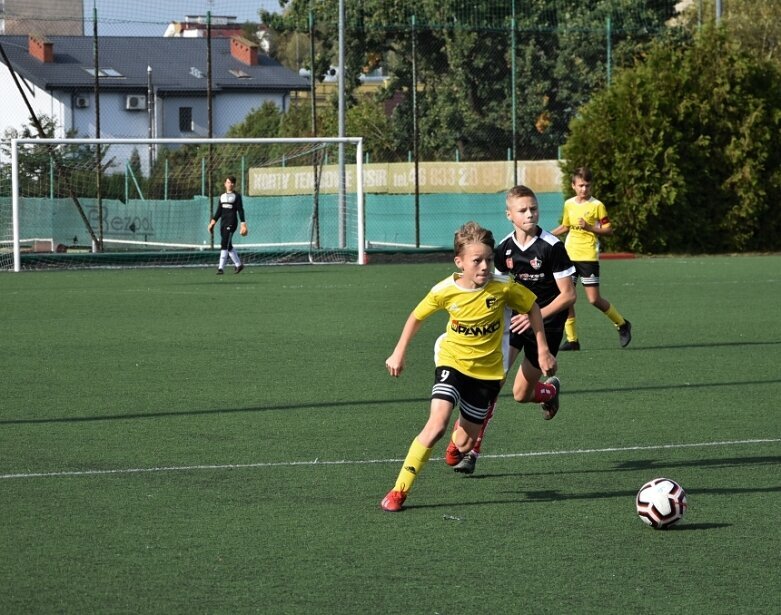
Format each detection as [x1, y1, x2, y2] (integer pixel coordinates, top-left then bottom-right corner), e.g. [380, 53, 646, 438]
[128, 148, 142, 178]
[345, 96, 397, 162]
[262, 0, 679, 161]
[676, 0, 781, 64]
[561, 25, 781, 254]
[1, 115, 115, 199]
[225, 101, 282, 138]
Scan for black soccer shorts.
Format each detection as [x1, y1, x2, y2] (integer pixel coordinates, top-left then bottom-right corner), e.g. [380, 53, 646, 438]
[572, 260, 601, 286]
[431, 366, 501, 425]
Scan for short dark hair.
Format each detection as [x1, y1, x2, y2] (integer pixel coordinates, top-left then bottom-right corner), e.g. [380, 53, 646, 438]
[226, 175, 237, 184]
[571, 167, 592, 183]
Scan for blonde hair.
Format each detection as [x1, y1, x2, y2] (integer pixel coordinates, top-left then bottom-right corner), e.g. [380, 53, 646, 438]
[506, 184, 538, 205]
[453, 221, 495, 256]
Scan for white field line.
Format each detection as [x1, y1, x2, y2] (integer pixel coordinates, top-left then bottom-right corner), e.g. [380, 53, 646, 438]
[1, 438, 779, 481]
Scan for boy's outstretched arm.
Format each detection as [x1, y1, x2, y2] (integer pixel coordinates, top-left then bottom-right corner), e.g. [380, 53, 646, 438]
[386, 313, 424, 377]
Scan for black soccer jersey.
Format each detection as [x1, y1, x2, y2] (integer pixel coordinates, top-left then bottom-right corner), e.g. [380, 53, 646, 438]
[212, 191, 245, 229]
[494, 227, 575, 322]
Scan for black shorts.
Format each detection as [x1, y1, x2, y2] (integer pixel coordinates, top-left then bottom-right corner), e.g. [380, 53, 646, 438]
[572, 261, 600, 286]
[509, 317, 565, 369]
[432, 366, 501, 425]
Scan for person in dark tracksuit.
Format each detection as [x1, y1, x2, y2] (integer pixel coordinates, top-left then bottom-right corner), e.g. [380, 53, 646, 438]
[208, 175, 247, 274]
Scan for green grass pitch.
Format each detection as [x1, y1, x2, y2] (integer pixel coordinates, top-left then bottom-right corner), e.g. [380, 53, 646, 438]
[1, 255, 779, 613]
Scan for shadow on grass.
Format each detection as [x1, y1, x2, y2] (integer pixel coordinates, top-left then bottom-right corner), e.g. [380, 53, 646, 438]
[402, 483, 781, 511]
[3, 376, 780, 424]
[615, 456, 781, 471]
[465, 455, 781, 480]
[0, 396, 433, 424]
[615, 340, 781, 351]
[666, 523, 731, 531]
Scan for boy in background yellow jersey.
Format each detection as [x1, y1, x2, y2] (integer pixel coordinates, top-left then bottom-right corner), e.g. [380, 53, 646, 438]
[551, 167, 632, 350]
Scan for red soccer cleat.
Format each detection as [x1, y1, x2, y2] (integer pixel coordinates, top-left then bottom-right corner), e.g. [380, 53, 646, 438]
[380, 490, 407, 512]
[541, 376, 561, 420]
[445, 440, 464, 466]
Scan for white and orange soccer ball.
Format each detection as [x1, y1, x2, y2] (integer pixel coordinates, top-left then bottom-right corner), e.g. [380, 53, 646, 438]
[635, 477, 688, 529]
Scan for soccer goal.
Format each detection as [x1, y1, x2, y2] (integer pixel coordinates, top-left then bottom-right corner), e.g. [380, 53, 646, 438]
[2, 137, 365, 271]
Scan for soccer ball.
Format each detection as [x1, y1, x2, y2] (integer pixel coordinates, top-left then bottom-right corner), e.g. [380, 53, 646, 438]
[635, 477, 687, 529]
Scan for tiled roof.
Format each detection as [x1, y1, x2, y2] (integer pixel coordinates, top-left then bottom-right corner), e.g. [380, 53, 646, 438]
[0, 35, 310, 93]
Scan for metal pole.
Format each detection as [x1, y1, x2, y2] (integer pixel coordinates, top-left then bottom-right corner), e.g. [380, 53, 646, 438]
[93, 4, 103, 251]
[309, 10, 318, 136]
[147, 65, 153, 174]
[356, 138, 365, 265]
[11, 140, 20, 271]
[338, 0, 346, 248]
[511, 1, 517, 186]
[207, 12, 213, 137]
[207, 12, 214, 248]
[412, 15, 420, 248]
[606, 16, 612, 85]
[309, 9, 321, 249]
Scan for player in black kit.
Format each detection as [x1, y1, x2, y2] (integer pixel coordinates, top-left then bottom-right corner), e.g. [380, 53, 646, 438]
[208, 175, 248, 274]
[445, 185, 576, 473]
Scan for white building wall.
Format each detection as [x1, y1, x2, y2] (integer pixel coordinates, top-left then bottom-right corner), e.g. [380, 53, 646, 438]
[157, 95, 206, 138]
[212, 92, 287, 135]
[0, 77, 60, 137]
[1, 75, 295, 171]
[1, 73, 292, 142]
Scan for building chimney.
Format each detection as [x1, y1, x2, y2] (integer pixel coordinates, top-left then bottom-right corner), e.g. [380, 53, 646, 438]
[29, 34, 54, 63]
[230, 36, 258, 66]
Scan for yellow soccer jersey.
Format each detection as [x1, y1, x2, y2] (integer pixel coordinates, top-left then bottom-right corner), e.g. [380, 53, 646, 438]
[560, 196, 611, 261]
[413, 273, 537, 380]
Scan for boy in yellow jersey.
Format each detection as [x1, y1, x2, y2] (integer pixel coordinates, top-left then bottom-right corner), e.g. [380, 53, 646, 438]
[551, 167, 632, 350]
[380, 221, 557, 512]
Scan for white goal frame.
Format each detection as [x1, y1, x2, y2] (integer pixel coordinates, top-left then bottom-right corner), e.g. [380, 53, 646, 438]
[9, 136, 365, 272]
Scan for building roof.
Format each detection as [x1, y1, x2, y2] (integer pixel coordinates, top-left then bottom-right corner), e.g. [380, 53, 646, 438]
[0, 35, 310, 94]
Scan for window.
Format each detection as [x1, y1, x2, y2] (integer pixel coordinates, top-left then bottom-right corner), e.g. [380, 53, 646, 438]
[179, 107, 193, 132]
[83, 67, 124, 78]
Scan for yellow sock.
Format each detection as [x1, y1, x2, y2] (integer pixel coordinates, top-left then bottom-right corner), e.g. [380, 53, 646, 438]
[393, 437, 433, 493]
[604, 304, 626, 327]
[565, 317, 578, 342]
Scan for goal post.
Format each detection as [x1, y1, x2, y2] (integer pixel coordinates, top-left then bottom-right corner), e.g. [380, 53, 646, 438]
[4, 137, 365, 272]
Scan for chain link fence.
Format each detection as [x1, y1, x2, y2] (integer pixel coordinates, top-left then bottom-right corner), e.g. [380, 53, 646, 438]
[2, 1, 699, 256]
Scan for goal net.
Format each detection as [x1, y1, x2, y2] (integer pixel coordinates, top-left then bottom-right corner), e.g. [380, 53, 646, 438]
[2, 137, 365, 271]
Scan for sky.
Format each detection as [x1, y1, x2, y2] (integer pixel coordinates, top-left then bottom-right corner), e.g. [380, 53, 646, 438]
[83, 1, 283, 36]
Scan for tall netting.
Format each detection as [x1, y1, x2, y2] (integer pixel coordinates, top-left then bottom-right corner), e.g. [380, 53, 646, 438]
[3, 138, 364, 271]
[0, 1, 688, 167]
[0, 1, 717, 262]
[263, 0, 682, 163]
